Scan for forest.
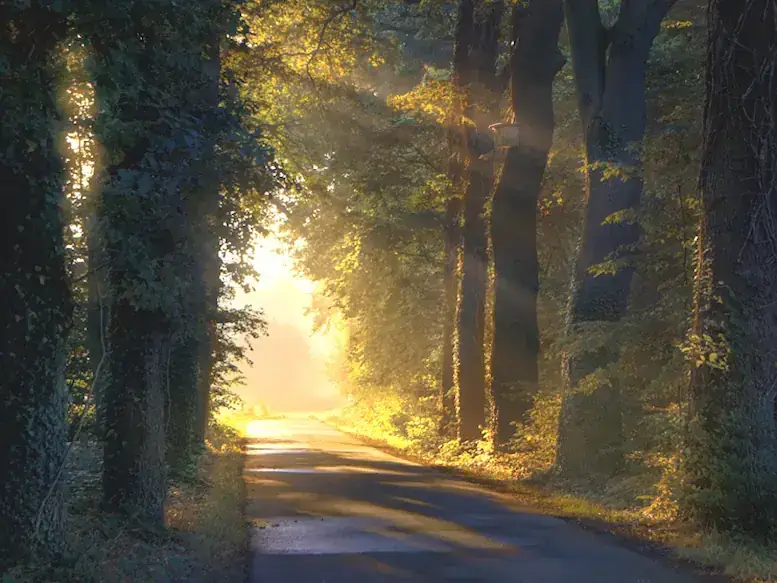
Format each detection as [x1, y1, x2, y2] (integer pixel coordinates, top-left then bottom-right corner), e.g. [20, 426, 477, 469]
[1, 0, 776, 581]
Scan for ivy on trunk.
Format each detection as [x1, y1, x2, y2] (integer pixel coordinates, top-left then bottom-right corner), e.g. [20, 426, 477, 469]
[685, 0, 777, 538]
[0, 1, 71, 565]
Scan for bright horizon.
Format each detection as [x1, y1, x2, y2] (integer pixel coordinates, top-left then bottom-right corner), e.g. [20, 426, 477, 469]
[230, 224, 346, 414]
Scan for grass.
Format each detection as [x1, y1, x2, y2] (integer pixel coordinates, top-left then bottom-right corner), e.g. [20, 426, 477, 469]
[324, 408, 777, 583]
[4, 423, 248, 583]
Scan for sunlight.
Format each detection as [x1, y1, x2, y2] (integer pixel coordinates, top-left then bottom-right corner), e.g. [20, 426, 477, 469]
[229, 217, 347, 414]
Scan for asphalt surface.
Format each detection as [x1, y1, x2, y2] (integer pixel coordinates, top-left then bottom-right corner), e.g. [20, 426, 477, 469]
[245, 418, 703, 583]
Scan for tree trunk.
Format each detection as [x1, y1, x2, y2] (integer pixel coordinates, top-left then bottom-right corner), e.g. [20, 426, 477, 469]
[490, 0, 564, 448]
[102, 302, 167, 524]
[168, 22, 221, 468]
[194, 38, 222, 445]
[0, 3, 70, 565]
[86, 213, 109, 439]
[440, 196, 461, 436]
[556, 0, 675, 478]
[440, 0, 472, 437]
[166, 334, 201, 477]
[685, 0, 777, 538]
[87, 11, 182, 527]
[455, 0, 504, 443]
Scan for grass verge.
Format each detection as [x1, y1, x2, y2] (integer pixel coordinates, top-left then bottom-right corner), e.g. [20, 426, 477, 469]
[4, 423, 247, 583]
[324, 410, 777, 583]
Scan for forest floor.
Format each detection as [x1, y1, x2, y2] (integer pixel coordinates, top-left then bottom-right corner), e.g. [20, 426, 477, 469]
[4, 424, 248, 583]
[324, 412, 777, 583]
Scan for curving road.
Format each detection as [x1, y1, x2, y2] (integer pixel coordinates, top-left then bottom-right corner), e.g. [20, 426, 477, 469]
[245, 418, 706, 583]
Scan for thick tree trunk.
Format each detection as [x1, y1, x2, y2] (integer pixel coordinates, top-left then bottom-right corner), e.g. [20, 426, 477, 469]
[166, 334, 201, 476]
[0, 3, 70, 565]
[87, 9, 184, 526]
[490, 0, 564, 448]
[457, 154, 492, 441]
[168, 28, 220, 467]
[685, 0, 777, 537]
[556, 0, 675, 478]
[102, 301, 167, 523]
[455, 0, 504, 443]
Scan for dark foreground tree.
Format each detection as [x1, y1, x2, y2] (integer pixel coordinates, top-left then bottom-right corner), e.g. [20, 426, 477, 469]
[684, 0, 777, 538]
[489, 0, 564, 448]
[166, 3, 222, 478]
[0, 0, 71, 565]
[556, 0, 677, 478]
[85, 0, 206, 524]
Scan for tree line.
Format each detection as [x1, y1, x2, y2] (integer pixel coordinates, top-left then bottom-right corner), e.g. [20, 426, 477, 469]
[2, 0, 776, 573]
[262, 0, 777, 542]
[0, 0, 273, 568]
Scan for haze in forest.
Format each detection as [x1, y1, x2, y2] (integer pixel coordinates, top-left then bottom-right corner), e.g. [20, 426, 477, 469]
[231, 229, 346, 413]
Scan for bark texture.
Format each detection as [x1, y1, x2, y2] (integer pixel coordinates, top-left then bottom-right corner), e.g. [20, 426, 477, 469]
[489, 0, 564, 448]
[455, 0, 504, 442]
[686, 0, 777, 537]
[556, 0, 676, 478]
[102, 303, 167, 524]
[0, 2, 71, 565]
[440, 0, 472, 437]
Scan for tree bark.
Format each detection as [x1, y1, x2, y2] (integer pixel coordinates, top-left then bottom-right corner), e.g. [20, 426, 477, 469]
[455, 0, 504, 443]
[556, 0, 676, 478]
[489, 0, 564, 448]
[102, 302, 167, 524]
[685, 0, 777, 538]
[440, 196, 461, 436]
[0, 2, 70, 565]
[86, 213, 109, 439]
[440, 0, 472, 437]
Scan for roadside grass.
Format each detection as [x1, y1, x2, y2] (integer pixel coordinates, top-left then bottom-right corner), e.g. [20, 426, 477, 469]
[4, 423, 247, 583]
[324, 410, 777, 583]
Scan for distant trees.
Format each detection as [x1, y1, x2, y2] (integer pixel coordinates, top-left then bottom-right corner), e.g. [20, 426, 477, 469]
[0, 0, 72, 565]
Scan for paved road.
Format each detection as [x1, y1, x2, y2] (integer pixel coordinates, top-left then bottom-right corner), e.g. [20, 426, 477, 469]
[245, 418, 703, 583]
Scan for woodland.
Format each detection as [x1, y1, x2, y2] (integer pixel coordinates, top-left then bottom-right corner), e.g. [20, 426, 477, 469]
[1, 0, 776, 580]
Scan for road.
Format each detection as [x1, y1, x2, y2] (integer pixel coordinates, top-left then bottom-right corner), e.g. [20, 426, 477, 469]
[245, 418, 704, 583]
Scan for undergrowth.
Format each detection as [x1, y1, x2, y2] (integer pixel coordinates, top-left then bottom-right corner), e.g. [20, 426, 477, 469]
[3, 422, 247, 583]
[325, 402, 777, 583]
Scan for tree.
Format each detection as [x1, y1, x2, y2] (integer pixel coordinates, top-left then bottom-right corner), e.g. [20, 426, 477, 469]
[489, 0, 564, 448]
[454, 0, 504, 442]
[556, 0, 677, 478]
[84, 0, 209, 524]
[684, 0, 777, 538]
[0, 0, 72, 564]
[166, 1, 222, 477]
